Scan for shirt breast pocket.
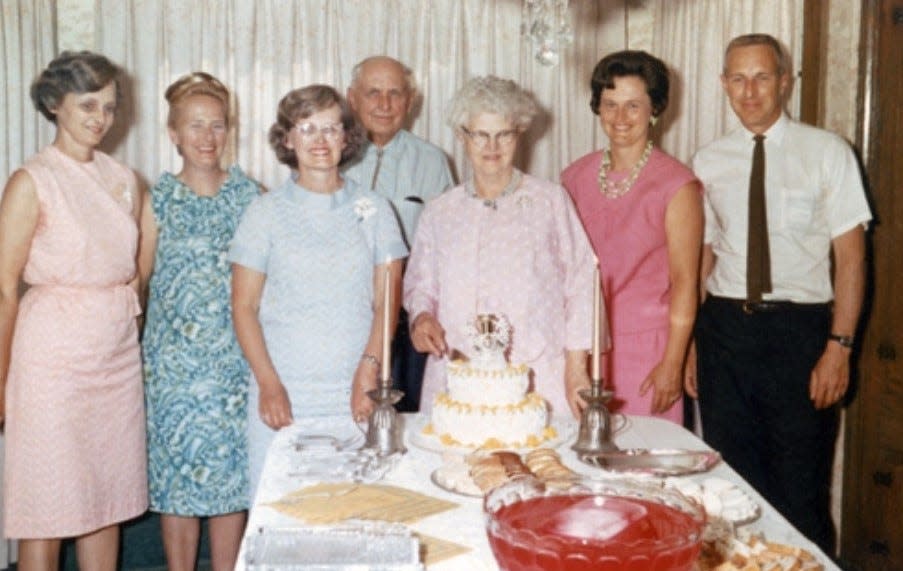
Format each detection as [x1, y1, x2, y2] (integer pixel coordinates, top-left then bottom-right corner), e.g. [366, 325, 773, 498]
[780, 186, 818, 231]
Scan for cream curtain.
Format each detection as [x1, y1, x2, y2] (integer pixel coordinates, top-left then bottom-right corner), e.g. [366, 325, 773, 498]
[2, 0, 805, 189]
[0, 1, 56, 564]
[91, 0, 629, 190]
[652, 0, 804, 162]
[0, 0, 56, 181]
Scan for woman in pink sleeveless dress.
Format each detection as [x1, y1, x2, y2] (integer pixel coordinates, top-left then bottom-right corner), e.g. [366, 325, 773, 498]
[0, 51, 147, 569]
[561, 51, 703, 425]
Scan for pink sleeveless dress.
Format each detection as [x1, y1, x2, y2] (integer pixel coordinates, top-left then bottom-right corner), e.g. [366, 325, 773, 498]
[562, 149, 699, 424]
[3, 145, 148, 539]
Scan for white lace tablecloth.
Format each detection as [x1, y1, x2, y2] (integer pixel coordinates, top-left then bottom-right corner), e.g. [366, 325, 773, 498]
[236, 413, 840, 571]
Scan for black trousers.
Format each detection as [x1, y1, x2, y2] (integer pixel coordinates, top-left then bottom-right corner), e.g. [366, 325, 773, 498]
[391, 308, 427, 412]
[695, 296, 838, 554]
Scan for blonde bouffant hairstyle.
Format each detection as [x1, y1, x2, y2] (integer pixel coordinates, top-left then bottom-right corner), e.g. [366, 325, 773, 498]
[164, 72, 232, 128]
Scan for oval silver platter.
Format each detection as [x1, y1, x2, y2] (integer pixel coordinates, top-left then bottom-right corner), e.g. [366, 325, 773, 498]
[578, 448, 721, 477]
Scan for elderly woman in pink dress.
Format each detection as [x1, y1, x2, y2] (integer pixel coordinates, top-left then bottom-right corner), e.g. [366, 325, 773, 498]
[404, 75, 599, 418]
[561, 51, 703, 424]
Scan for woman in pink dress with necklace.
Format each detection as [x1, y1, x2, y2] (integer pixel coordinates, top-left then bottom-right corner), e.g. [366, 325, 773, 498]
[561, 51, 703, 424]
[0, 51, 147, 569]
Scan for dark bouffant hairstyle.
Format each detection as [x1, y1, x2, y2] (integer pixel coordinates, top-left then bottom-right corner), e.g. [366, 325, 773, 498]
[268, 85, 366, 169]
[30, 51, 121, 122]
[589, 50, 670, 118]
[164, 71, 232, 128]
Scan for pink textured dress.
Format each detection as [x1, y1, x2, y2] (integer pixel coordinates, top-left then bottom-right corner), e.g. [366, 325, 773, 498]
[562, 149, 698, 424]
[3, 145, 148, 539]
[404, 173, 599, 418]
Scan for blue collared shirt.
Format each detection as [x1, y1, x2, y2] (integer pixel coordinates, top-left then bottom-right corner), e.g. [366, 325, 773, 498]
[343, 129, 454, 247]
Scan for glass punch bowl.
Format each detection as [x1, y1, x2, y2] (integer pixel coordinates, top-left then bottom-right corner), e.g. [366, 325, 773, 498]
[484, 476, 706, 571]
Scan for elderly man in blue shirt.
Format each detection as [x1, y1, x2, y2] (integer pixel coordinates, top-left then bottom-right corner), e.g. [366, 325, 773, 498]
[344, 55, 454, 411]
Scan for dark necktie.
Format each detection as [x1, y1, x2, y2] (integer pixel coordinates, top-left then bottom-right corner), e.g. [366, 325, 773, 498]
[747, 134, 772, 302]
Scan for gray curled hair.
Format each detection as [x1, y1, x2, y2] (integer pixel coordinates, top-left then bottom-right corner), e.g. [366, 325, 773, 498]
[445, 75, 538, 131]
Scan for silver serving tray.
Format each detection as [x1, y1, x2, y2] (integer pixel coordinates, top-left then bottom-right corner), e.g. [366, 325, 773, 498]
[579, 448, 721, 476]
[245, 524, 423, 570]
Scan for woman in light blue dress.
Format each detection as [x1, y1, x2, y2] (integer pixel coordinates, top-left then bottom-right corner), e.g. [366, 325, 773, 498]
[229, 85, 407, 492]
[139, 73, 259, 571]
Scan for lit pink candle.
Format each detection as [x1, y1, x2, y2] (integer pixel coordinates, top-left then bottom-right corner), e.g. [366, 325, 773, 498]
[382, 258, 391, 382]
[592, 263, 601, 382]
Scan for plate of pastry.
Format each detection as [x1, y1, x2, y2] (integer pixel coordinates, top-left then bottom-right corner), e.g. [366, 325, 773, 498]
[430, 454, 483, 498]
[667, 477, 761, 525]
[429, 448, 581, 498]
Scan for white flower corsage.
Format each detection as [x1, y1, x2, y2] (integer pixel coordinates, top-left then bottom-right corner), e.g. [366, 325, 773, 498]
[354, 197, 377, 221]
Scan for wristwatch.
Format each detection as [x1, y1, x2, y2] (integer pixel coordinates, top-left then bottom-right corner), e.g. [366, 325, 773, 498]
[828, 333, 854, 348]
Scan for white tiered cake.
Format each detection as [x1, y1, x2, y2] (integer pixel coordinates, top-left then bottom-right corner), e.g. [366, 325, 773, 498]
[422, 314, 555, 449]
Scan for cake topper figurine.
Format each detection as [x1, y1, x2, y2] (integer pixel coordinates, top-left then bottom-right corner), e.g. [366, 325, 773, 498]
[467, 313, 511, 364]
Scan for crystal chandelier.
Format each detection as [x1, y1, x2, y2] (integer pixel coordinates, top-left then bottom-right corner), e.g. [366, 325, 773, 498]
[521, 0, 574, 66]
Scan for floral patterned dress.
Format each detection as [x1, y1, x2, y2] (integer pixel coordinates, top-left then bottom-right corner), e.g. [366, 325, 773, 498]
[142, 166, 258, 515]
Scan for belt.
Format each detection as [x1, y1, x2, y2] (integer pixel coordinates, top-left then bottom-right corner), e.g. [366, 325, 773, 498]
[707, 295, 830, 315]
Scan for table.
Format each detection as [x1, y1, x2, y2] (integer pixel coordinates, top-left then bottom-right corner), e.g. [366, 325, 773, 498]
[237, 414, 840, 570]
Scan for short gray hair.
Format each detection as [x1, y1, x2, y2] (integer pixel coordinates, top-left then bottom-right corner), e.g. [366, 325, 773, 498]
[446, 75, 538, 131]
[350, 56, 417, 94]
[724, 34, 789, 76]
[31, 51, 121, 122]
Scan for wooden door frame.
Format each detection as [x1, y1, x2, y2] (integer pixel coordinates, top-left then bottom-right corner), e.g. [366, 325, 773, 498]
[840, 0, 903, 568]
[800, 0, 825, 126]
[801, 1, 902, 568]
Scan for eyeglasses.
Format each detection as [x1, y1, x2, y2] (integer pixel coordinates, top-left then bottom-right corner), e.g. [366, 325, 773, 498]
[460, 127, 519, 149]
[294, 122, 344, 141]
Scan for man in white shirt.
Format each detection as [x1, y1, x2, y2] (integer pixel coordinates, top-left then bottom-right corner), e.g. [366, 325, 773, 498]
[344, 56, 454, 411]
[690, 34, 871, 554]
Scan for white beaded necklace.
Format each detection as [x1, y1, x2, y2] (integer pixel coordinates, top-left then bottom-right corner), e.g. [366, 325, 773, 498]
[597, 141, 653, 199]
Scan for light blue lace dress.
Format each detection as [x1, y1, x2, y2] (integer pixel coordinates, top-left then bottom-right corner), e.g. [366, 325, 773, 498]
[228, 177, 407, 493]
[143, 166, 259, 515]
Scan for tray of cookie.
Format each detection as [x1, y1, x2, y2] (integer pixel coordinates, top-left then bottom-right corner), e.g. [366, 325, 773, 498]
[430, 448, 579, 497]
[697, 524, 826, 571]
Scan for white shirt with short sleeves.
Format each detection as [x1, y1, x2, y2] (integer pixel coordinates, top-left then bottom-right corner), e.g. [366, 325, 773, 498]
[692, 114, 871, 303]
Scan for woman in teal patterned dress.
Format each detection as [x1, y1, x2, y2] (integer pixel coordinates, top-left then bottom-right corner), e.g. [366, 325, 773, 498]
[138, 72, 259, 571]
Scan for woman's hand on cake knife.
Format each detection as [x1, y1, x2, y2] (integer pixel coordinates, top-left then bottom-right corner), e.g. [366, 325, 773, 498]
[411, 312, 447, 357]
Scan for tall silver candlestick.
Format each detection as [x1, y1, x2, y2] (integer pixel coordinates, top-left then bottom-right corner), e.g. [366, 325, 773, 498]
[572, 264, 618, 455]
[362, 261, 406, 456]
[362, 383, 406, 456]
